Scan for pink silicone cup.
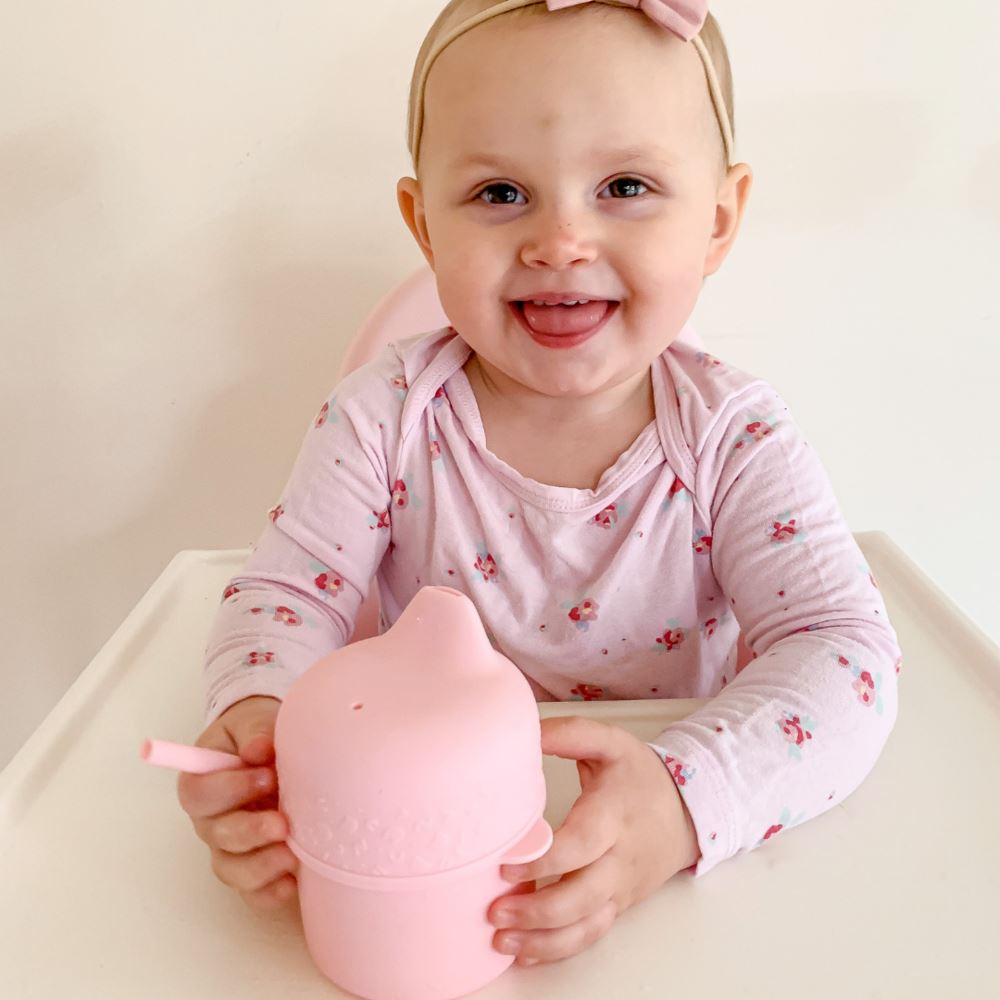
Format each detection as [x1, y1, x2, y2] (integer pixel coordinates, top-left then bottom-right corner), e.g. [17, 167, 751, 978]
[273, 585, 554, 1000]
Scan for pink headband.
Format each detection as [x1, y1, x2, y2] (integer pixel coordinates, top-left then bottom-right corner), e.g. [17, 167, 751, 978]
[548, 0, 705, 40]
[409, 0, 735, 170]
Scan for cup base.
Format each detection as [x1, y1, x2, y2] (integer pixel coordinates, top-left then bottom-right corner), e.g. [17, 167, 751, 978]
[297, 862, 518, 1000]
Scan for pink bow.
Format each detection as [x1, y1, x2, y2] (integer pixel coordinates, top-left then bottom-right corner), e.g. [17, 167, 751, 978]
[546, 0, 707, 42]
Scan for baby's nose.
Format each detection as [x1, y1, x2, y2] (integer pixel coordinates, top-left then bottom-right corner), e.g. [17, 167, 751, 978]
[520, 219, 598, 269]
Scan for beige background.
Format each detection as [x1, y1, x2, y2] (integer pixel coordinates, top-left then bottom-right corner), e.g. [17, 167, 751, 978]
[3, 0, 998, 771]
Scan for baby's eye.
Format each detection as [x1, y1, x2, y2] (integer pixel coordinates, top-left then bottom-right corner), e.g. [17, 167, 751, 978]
[474, 176, 650, 206]
[476, 183, 525, 206]
[601, 176, 649, 199]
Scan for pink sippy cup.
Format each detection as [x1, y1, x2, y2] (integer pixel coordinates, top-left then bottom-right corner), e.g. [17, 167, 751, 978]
[273, 585, 553, 1000]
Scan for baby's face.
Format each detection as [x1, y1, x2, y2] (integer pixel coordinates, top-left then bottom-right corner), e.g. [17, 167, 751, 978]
[398, 8, 751, 400]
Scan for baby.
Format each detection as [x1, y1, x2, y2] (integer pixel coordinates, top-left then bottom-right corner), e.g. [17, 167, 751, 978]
[177, 0, 902, 970]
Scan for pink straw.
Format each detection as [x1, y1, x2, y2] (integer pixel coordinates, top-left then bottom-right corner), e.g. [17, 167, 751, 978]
[140, 738, 245, 774]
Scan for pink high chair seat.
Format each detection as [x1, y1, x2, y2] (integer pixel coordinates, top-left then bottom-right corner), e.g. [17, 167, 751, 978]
[338, 264, 755, 674]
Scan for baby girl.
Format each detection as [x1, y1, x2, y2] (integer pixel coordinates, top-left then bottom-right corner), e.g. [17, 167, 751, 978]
[177, 0, 902, 970]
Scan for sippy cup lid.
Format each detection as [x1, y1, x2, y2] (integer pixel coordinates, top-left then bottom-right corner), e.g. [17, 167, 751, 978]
[274, 586, 548, 878]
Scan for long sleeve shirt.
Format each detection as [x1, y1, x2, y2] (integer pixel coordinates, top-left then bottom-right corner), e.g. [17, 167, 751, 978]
[202, 325, 902, 876]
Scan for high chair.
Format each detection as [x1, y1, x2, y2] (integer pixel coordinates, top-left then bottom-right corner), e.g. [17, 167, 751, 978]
[338, 264, 755, 672]
[4, 267, 994, 992]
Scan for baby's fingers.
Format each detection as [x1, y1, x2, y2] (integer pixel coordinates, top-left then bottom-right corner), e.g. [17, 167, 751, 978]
[211, 842, 299, 896]
[241, 874, 299, 913]
[177, 766, 276, 820]
[195, 807, 289, 854]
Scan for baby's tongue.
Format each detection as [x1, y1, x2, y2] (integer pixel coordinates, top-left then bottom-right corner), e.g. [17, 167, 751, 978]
[521, 300, 610, 336]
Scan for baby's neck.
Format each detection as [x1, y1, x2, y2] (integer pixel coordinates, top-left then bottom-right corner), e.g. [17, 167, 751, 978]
[464, 353, 653, 433]
[462, 355, 655, 490]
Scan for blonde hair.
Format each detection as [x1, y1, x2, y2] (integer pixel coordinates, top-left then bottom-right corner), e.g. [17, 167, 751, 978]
[405, 0, 736, 176]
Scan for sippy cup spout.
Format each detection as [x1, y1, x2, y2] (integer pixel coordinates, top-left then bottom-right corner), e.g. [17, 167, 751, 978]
[393, 585, 499, 677]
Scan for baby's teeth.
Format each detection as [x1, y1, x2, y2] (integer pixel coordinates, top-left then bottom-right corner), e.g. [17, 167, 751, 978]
[529, 299, 590, 306]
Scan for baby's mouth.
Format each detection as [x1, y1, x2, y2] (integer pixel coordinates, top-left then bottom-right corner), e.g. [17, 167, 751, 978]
[512, 300, 618, 337]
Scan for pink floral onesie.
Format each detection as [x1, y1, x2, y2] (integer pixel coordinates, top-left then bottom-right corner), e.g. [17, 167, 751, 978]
[202, 325, 902, 876]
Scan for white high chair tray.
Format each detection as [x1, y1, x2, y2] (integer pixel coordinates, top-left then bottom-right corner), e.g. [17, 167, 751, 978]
[2, 532, 997, 999]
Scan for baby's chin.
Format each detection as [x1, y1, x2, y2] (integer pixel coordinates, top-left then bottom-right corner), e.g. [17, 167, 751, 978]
[505, 354, 644, 402]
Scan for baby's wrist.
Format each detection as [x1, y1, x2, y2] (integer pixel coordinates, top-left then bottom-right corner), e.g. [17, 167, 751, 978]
[675, 791, 701, 870]
[648, 743, 702, 870]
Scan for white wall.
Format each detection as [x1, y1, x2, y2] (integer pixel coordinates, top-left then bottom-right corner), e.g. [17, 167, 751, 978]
[3, 0, 998, 770]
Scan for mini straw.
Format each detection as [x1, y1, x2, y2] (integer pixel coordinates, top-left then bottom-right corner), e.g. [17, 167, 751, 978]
[140, 738, 245, 774]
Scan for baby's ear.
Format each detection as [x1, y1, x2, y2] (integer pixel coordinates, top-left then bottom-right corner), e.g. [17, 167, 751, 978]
[396, 176, 435, 267]
[703, 162, 753, 278]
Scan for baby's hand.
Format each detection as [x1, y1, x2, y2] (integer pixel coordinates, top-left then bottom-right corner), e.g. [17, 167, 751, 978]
[176, 695, 299, 912]
[489, 716, 699, 967]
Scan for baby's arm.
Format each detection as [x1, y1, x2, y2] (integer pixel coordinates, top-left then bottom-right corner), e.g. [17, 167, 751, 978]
[648, 384, 902, 876]
[202, 347, 406, 728]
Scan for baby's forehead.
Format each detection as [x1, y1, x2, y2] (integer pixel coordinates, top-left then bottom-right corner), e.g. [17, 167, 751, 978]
[441, 4, 700, 89]
[423, 8, 715, 168]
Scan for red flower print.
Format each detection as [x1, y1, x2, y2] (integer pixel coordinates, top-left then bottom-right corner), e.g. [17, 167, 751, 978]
[474, 552, 498, 582]
[655, 627, 685, 651]
[315, 401, 329, 428]
[315, 571, 344, 597]
[392, 479, 408, 509]
[568, 599, 599, 624]
[222, 584, 240, 602]
[762, 824, 783, 841]
[853, 670, 876, 706]
[371, 509, 391, 530]
[770, 518, 798, 542]
[571, 683, 605, 701]
[780, 713, 813, 747]
[274, 606, 302, 625]
[245, 651, 275, 666]
[693, 532, 713, 554]
[390, 375, 408, 391]
[703, 617, 719, 638]
[592, 504, 617, 529]
[745, 419, 773, 441]
[662, 755, 691, 786]
[429, 440, 441, 460]
[268, 504, 284, 523]
[669, 477, 686, 499]
[895, 657, 902, 675]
